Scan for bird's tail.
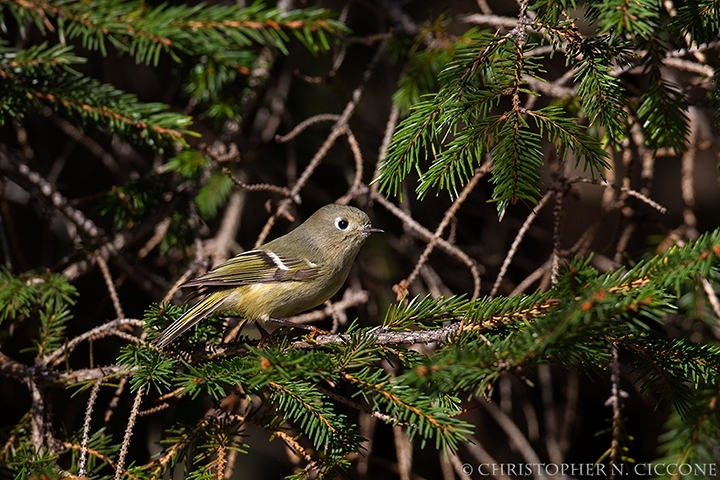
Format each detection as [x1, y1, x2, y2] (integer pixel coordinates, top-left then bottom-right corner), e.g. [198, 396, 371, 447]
[154, 292, 224, 348]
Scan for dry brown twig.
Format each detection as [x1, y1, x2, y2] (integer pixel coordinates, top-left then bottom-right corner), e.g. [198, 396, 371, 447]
[10, 159, 103, 240]
[490, 190, 553, 297]
[287, 288, 369, 325]
[44, 318, 144, 367]
[482, 399, 547, 480]
[551, 189, 564, 284]
[104, 377, 129, 424]
[681, 107, 700, 238]
[567, 177, 667, 214]
[607, 346, 625, 480]
[77, 378, 103, 478]
[222, 167, 296, 201]
[254, 45, 385, 247]
[62, 197, 179, 280]
[274, 113, 341, 143]
[401, 162, 493, 300]
[209, 189, 246, 265]
[371, 192, 483, 298]
[336, 126, 366, 204]
[114, 386, 144, 480]
[96, 255, 125, 320]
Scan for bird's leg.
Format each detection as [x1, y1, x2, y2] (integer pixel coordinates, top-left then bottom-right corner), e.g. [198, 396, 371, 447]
[256, 322, 271, 347]
[223, 318, 248, 344]
[267, 317, 329, 335]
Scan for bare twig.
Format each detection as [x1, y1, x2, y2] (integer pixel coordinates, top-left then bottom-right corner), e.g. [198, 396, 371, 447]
[393, 425, 413, 480]
[371, 192, 482, 298]
[606, 346, 626, 480]
[701, 276, 720, 321]
[462, 434, 513, 480]
[78, 378, 103, 477]
[255, 45, 386, 246]
[209, 188, 246, 266]
[551, 189, 564, 284]
[114, 386, 144, 480]
[403, 163, 492, 299]
[681, 107, 699, 238]
[663, 57, 716, 78]
[481, 400, 548, 480]
[96, 255, 125, 320]
[163, 263, 203, 304]
[45, 318, 144, 367]
[137, 216, 172, 259]
[372, 104, 401, 195]
[62, 198, 179, 280]
[700, 277, 720, 341]
[614, 223, 636, 266]
[286, 289, 369, 325]
[104, 377, 129, 424]
[523, 74, 575, 98]
[39, 105, 123, 178]
[358, 413, 377, 477]
[1, 151, 103, 239]
[290, 324, 461, 349]
[60, 441, 138, 479]
[0, 350, 33, 380]
[275, 114, 341, 143]
[460, 13, 524, 28]
[222, 167, 296, 201]
[568, 177, 667, 214]
[628, 115, 656, 198]
[538, 365, 563, 464]
[55, 365, 133, 384]
[559, 371, 580, 455]
[336, 127, 366, 204]
[475, 0, 494, 14]
[28, 379, 46, 451]
[490, 191, 553, 297]
[510, 260, 551, 296]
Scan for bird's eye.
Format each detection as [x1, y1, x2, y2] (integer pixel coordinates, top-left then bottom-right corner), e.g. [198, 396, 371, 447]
[335, 218, 349, 230]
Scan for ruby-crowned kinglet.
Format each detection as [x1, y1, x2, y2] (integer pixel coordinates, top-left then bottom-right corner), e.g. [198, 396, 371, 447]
[154, 204, 382, 348]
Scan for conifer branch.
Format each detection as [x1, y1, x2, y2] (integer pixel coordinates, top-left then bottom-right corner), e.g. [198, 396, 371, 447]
[4, 0, 345, 64]
[60, 441, 129, 478]
[0, 42, 192, 144]
[343, 371, 467, 450]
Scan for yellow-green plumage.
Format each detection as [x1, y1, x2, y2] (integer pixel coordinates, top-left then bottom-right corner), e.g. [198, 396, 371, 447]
[154, 204, 381, 348]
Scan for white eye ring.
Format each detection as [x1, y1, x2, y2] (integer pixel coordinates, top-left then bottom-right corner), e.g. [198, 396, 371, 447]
[335, 217, 349, 230]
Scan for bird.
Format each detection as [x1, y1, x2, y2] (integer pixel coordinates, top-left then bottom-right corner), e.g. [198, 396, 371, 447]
[153, 204, 382, 348]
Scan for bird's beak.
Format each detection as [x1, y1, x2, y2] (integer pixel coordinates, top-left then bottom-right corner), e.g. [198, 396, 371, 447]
[361, 224, 384, 236]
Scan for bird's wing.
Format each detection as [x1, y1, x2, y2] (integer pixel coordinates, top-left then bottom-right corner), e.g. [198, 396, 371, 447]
[182, 249, 320, 288]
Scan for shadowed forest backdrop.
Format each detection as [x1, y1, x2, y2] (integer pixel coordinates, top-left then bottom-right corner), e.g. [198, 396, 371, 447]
[1, 0, 720, 479]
